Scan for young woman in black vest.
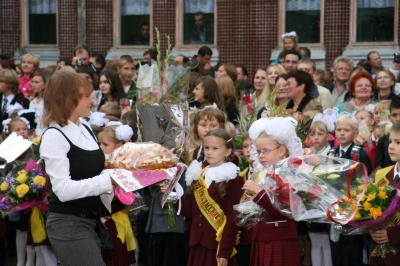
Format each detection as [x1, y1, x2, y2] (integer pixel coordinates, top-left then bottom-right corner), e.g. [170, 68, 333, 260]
[40, 71, 116, 265]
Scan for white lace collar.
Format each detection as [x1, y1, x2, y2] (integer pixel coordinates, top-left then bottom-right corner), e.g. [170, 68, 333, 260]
[185, 160, 239, 188]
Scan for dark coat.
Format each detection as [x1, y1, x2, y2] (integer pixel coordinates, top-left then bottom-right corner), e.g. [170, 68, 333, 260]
[0, 94, 30, 132]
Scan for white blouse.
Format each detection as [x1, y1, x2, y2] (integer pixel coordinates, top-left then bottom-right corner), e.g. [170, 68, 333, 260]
[40, 118, 113, 210]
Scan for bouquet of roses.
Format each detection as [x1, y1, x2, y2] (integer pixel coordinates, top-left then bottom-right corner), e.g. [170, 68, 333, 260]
[234, 155, 369, 228]
[0, 159, 48, 217]
[332, 182, 399, 259]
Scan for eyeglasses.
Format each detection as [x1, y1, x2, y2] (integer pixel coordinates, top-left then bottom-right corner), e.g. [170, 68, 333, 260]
[336, 68, 351, 72]
[376, 76, 391, 80]
[256, 146, 281, 155]
[355, 83, 372, 88]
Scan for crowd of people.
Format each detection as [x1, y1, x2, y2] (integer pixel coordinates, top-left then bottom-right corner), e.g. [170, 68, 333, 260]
[0, 29, 400, 266]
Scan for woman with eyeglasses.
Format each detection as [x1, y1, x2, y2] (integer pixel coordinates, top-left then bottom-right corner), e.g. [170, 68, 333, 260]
[335, 71, 376, 113]
[373, 69, 398, 102]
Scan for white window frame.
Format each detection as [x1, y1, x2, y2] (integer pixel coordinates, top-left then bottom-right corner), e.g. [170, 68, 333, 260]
[113, 0, 153, 48]
[21, 0, 58, 47]
[175, 0, 217, 49]
[278, 0, 325, 49]
[348, 0, 398, 48]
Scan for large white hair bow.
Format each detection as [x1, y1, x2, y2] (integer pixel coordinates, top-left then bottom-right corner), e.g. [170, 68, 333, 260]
[281, 31, 297, 39]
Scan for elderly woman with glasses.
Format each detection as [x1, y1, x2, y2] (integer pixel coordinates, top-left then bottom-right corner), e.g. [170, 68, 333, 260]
[373, 69, 398, 101]
[336, 71, 376, 113]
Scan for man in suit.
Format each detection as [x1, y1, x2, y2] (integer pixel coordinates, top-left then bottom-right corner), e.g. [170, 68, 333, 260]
[376, 99, 400, 169]
[0, 69, 30, 132]
[330, 114, 371, 266]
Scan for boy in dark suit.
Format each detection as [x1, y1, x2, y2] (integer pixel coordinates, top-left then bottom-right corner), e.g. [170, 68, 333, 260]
[330, 114, 372, 266]
[369, 122, 400, 266]
[375, 98, 400, 169]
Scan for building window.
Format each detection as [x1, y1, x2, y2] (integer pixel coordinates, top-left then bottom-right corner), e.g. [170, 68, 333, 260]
[182, 0, 215, 45]
[285, 0, 321, 44]
[28, 0, 57, 44]
[356, 0, 395, 42]
[120, 0, 150, 46]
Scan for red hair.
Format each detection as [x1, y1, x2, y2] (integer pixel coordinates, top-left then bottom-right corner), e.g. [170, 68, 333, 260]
[348, 71, 376, 96]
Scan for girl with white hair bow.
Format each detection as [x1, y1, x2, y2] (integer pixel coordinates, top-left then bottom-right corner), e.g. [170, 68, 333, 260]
[242, 117, 303, 266]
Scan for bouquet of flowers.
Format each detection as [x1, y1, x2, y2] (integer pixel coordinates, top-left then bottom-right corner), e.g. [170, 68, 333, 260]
[136, 28, 190, 157]
[239, 87, 254, 118]
[332, 182, 399, 259]
[234, 155, 369, 228]
[355, 121, 372, 146]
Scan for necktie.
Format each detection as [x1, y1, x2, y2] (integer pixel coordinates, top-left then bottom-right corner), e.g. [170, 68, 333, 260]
[2, 98, 7, 116]
[341, 150, 345, 158]
[394, 174, 400, 185]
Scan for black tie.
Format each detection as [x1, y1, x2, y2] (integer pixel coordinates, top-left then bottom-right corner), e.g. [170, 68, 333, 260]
[341, 150, 345, 158]
[394, 174, 400, 185]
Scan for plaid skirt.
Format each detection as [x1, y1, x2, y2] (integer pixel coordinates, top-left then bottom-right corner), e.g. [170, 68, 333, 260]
[250, 239, 300, 266]
[187, 243, 238, 266]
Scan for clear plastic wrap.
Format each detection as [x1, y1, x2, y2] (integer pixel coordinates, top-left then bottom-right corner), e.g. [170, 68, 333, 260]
[105, 142, 179, 170]
[233, 200, 268, 229]
[236, 155, 369, 227]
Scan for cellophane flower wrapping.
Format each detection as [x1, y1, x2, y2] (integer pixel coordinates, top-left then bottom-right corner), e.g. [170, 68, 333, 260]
[235, 155, 369, 227]
[355, 121, 372, 146]
[233, 200, 268, 229]
[136, 63, 190, 158]
[333, 183, 400, 259]
[0, 159, 49, 217]
[239, 88, 254, 119]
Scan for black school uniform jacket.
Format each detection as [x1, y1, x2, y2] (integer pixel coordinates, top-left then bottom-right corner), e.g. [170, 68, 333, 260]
[0, 94, 30, 132]
[331, 143, 372, 175]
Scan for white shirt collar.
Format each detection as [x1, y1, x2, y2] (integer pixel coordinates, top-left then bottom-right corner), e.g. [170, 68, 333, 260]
[394, 163, 400, 180]
[340, 144, 352, 155]
[204, 162, 240, 188]
[50, 118, 94, 143]
[3, 94, 15, 103]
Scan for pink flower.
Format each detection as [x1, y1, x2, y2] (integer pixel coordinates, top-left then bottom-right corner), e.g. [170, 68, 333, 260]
[114, 186, 135, 205]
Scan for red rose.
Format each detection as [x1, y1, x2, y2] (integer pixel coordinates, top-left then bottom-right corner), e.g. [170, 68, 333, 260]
[307, 184, 322, 199]
[288, 157, 303, 168]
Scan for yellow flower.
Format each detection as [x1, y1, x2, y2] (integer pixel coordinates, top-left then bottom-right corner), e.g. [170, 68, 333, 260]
[0, 182, 8, 191]
[32, 137, 41, 145]
[370, 207, 383, 219]
[378, 191, 388, 200]
[353, 211, 361, 220]
[351, 190, 357, 197]
[33, 176, 46, 187]
[358, 185, 365, 191]
[350, 203, 357, 212]
[16, 172, 28, 183]
[363, 201, 372, 211]
[15, 184, 29, 198]
[364, 192, 376, 202]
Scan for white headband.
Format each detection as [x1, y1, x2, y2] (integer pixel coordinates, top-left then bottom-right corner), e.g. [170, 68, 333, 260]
[105, 121, 133, 142]
[115, 125, 133, 142]
[312, 108, 338, 132]
[249, 117, 303, 161]
[89, 112, 110, 127]
[281, 31, 297, 39]
[2, 117, 30, 134]
[7, 103, 24, 116]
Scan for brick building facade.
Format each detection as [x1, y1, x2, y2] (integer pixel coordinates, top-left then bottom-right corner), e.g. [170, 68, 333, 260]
[0, 0, 399, 76]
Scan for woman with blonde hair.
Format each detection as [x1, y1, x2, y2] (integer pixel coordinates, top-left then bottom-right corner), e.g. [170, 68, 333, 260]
[256, 64, 286, 112]
[215, 76, 239, 124]
[20, 53, 40, 99]
[373, 69, 398, 101]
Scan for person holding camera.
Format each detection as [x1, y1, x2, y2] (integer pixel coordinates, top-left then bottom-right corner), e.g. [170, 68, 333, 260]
[72, 44, 91, 68]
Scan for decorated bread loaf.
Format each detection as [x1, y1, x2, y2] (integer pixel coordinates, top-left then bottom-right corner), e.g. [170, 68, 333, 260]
[105, 142, 178, 170]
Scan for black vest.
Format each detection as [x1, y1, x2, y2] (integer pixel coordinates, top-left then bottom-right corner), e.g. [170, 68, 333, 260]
[46, 124, 105, 217]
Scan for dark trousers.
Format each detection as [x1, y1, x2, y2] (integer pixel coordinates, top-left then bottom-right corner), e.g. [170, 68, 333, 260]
[146, 232, 187, 266]
[235, 244, 251, 266]
[0, 237, 5, 266]
[330, 234, 364, 266]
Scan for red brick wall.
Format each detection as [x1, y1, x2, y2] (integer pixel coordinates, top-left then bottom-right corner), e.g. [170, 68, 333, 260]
[324, 0, 350, 69]
[58, 0, 78, 60]
[86, 0, 113, 56]
[217, 0, 279, 77]
[0, 1, 20, 58]
[153, 0, 176, 58]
